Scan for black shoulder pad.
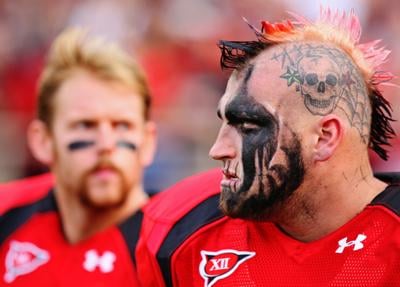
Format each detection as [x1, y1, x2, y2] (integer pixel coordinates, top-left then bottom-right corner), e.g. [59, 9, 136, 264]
[374, 172, 400, 184]
[157, 194, 223, 287]
[0, 191, 56, 245]
[371, 184, 400, 216]
[118, 210, 144, 266]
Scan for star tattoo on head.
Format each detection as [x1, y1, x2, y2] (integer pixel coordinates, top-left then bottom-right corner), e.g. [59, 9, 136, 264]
[280, 66, 303, 86]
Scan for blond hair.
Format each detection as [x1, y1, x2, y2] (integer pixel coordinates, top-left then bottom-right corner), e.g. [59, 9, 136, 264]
[37, 27, 151, 126]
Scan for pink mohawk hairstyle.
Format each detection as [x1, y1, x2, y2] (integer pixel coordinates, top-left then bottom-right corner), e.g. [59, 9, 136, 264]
[301, 7, 393, 88]
[253, 7, 395, 91]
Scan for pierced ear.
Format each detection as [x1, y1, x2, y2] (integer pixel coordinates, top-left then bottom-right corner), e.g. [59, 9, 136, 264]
[27, 120, 54, 165]
[314, 115, 343, 162]
[140, 121, 157, 167]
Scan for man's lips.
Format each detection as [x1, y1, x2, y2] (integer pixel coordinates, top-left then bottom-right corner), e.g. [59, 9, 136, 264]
[222, 168, 238, 179]
[91, 167, 117, 180]
[221, 169, 240, 188]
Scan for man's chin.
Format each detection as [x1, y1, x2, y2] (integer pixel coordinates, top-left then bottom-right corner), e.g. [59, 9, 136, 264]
[219, 187, 274, 221]
[219, 187, 245, 218]
[81, 188, 126, 210]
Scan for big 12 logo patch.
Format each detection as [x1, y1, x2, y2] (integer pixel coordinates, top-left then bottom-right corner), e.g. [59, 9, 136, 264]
[199, 249, 255, 287]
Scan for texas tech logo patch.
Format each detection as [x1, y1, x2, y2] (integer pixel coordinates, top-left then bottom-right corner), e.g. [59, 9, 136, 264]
[4, 240, 50, 283]
[199, 249, 255, 287]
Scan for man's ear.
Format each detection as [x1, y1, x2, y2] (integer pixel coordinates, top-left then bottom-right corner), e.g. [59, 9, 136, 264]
[27, 120, 54, 165]
[314, 115, 343, 162]
[140, 121, 157, 167]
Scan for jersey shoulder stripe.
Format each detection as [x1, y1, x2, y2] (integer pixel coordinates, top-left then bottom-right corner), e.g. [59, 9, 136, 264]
[371, 183, 400, 216]
[118, 210, 144, 266]
[138, 169, 223, 287]
[146, 169, 223, 287]
[0, 173, 54, 215]
[0, 190, 56, 245]
[157, 193, 223, 287]
[143, 168, 222, 223]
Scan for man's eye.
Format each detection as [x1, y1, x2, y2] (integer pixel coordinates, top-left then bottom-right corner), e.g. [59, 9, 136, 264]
[76, 121, 95, 130]
[114, 121, 132, 131]
[238, 122, 259, 133]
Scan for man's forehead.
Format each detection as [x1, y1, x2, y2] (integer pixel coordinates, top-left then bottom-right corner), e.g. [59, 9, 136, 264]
[218, 70, 241, 110]
[241, 52, 285, 99]
[218, 66, 278, 118]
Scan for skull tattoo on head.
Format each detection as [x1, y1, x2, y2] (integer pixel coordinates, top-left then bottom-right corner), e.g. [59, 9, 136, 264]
[297, 57, 341, 115]
[276, 44, 370, 144]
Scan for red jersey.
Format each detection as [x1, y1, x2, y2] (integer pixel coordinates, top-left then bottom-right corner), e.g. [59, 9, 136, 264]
[0, 174, 142, 286]
[136, 169, 400, 287]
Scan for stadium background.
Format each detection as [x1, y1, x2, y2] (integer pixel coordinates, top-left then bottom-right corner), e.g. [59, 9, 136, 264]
[0, 0, 399, 192]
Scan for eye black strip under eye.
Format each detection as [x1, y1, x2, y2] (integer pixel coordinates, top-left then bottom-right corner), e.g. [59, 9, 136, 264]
[67, 140, 137, 151]
[68, 140, 95, 150]
[116, 141, 137, 150]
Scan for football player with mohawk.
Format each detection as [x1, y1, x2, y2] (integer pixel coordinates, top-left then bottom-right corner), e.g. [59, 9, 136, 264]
[136, 7, 400, 287]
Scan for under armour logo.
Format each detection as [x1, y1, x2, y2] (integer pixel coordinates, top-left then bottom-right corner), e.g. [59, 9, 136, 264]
[335, 234, 367, 254]
[83, 250, 116, 273]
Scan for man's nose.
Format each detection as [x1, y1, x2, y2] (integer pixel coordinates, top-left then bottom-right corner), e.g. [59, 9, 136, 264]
[209, 125, 237, 161]
[96, 123, 116, 153]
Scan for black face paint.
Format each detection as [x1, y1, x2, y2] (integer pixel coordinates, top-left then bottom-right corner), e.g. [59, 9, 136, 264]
[223, 134, 305, 220]
[225, 89, 279, 194]
[220, 64, 305, 220]
[67, 140, 137, 151]
[116, 140, 137, 151]
[68, 140, 95, 151]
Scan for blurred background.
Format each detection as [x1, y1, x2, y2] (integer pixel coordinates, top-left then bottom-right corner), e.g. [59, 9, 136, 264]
[0, 0, 399, 192]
